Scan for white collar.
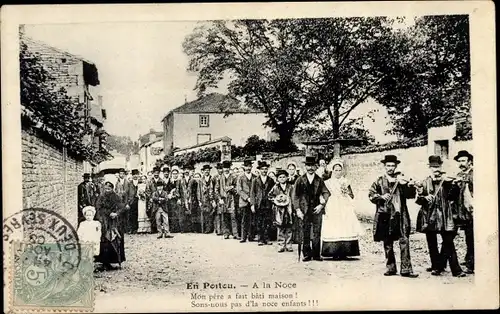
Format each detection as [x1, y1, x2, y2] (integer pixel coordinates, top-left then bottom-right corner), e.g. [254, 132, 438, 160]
[385, 174, 397, 182]
[306, 173, 315, 182]
[245, 172, 252, 179]
[260, 175, 267, 181]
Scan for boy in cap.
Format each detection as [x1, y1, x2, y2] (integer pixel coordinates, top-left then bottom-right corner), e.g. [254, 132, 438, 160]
[368, 155, 418, 278]
[152, 181, 174, 239]
[269, 169, 294, 252]
[453, 150, 474, 274]
[146, 167, 164, 233]
[415, 155, 466, 277]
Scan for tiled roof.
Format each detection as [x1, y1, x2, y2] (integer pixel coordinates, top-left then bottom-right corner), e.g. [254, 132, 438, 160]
[164, 93, 261, 119]
[428, 110, 472, 141]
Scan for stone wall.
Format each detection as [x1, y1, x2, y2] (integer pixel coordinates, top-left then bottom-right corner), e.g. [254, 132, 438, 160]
[22, 129, 83, 228]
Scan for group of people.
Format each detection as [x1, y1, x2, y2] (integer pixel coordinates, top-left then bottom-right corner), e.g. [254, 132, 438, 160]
[76, 149, 474, 278]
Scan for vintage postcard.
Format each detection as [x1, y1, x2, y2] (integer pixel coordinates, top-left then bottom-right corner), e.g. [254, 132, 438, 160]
[1, 2, 497, 312]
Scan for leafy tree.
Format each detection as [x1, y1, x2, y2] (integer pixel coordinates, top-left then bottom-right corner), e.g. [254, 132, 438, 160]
[107, 134, 139, 156]
[374, 15, 471, 138]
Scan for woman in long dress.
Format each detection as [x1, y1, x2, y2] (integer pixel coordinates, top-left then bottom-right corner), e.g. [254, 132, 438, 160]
[321, 159, 364, 259]
[95, 182, 126, 270]
[137, 175, 151, 233]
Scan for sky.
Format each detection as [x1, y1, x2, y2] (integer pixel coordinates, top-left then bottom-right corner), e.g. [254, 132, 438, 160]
[24, 22, 397, 143]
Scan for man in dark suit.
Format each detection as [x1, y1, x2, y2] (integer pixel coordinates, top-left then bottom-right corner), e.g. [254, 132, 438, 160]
[250, 161, 275, 245]
[237, 159, 257, 243]
[77, 173, 96, 223]
[292, 156, 331, 261]
[125, 169, 140, 233]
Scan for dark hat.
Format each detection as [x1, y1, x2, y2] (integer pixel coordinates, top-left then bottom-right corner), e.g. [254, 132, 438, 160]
[119, 168, 126, 173]
[304, 156, 316, 166]
[155, 181, 164, 187]
[454, 150, 473, 162]
[163, 167, 170, 173]
[83, 173, 91, 178]
[202, 164, 212, 171]
[381, 155, 401, 164]
[216, 163, 223, 169]
[222, 160, 232, 169]
[257, 161, 270, 169]
[152, 167, 160, 173]
[428, 155, 443, 167]
[131, 169, 139, 175]
[276, 169, 288, 178]
[184, 162, 195, 170]
[243, 159, 253, 167]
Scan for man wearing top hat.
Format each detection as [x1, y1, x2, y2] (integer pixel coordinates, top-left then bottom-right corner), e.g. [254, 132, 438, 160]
[212, 163, 224, 236]
[415, 155, 466, 277]
[214, 160, 239, 239]
[237, 159, 258, 242]
[200, 164, 216, 233]
[250, 161, 276, 245]
[452, 150, 474, 274]
[368, 155, 418, 278]
[292, 156, 331, 261]
[78, 173, 97, 223]
[115, 168, 128, 203]
[124, 169, 141, 233]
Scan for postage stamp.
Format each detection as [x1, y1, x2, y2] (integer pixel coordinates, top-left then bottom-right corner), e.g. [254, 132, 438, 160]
[4, 208, 95, 312]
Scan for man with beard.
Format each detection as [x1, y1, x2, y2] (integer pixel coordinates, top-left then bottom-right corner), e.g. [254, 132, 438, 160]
[164, 166, 187, 233]
[415, 155, 466, 277]
[78, 173, 97, 223]
[237, 159, 257, 242]
[231, 165, 242, 239]
[368, 155, 418, 278]
[292, 156, 331, 261]
[250, 161, 276, 245]
[146, 167, 164, 234]
[214, 160, 239, 239]
[124, 169, 140, 234]
[200, 165, 216, 233]
[453, 150, 474, 274]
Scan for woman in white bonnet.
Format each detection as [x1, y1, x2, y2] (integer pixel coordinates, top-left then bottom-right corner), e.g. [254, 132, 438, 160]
[321, 158, 364, 260]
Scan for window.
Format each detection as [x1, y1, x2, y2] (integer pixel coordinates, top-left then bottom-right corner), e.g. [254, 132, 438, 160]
[434, 140, 449, 159]
[197, 134, 211, 144]
[199, 115, 209, 127]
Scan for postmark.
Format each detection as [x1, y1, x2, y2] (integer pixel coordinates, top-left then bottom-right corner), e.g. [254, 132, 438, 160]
[3, 208, 95, 312]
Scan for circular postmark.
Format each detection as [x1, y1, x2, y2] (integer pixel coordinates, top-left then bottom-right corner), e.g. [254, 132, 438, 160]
[3, 208, 81, 270]
[4, 208, 95, 309]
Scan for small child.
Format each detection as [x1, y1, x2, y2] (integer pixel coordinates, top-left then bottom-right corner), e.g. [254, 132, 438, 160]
[152, 181, 174, 239]
[268, 169, 294, 253]
[77, 206, 101, 257]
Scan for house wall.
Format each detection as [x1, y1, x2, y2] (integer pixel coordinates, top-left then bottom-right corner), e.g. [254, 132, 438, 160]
[169, 113, 271, 152]
[164, 113, 174, 154]
[22, 129, 83, 229]
[173, 139, 231, 156]
[140, 141, 164, 174]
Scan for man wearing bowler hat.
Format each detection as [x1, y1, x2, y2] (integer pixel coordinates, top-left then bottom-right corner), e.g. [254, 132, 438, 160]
[368, 155, 418, 278]
[415, 156, 466, 277]
[250, 161, 276, 245]
[292, 156, 331, 261]
[78, 173, 97, 223]
[237, 159, 258, 242]
[453, 150, 474, 274]
[214, 160, 239, 239]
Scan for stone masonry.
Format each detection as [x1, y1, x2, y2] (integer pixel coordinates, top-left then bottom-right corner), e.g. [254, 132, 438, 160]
[22, 129, 83, 228]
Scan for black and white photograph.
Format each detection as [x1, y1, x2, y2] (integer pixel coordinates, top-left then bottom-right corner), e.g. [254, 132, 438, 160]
[1, 2, 497, 312]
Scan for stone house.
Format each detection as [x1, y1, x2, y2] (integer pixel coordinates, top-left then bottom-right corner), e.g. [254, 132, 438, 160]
[161, 93, 272, 155]
[20, 34, 108, 227]
[138, 129, 164, 174]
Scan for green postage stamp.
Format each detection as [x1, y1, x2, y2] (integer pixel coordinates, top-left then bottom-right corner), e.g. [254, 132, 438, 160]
[9, 241, 95, 312]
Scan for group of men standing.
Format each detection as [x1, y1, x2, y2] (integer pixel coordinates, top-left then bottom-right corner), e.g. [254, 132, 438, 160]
[368, 150, 474, 278]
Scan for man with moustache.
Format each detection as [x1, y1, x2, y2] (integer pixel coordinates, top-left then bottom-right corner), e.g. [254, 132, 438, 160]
[78, 173, 97, 223]
[250, 161, 276, 246]
[237, 159, 257, 243]
[200, 164, 216, 234]
[213, 163, 224, 236]
[214, 160, 239, 239]
[368, 155, 418, 278]
[292, 156, 331, 261]
[231, 165, 242, 239]
[415, 155, 466, 277]
[165, 166, 187, 233]
[453, 150, 474, 274]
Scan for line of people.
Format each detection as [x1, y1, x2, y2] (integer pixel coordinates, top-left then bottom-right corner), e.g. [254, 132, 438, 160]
[76, 149, 473, 277]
